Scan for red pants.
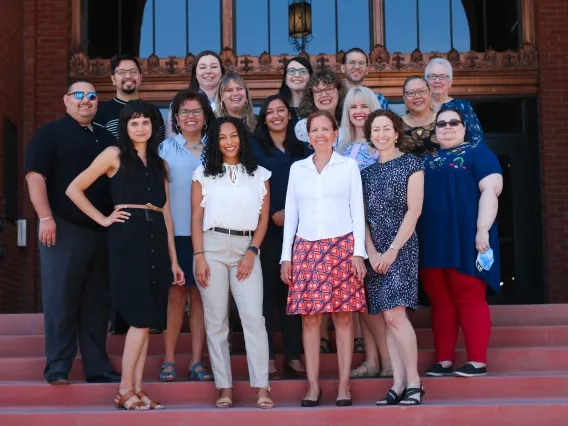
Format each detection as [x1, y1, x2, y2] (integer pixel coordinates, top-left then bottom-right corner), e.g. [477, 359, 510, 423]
[419, 268, 491, 363]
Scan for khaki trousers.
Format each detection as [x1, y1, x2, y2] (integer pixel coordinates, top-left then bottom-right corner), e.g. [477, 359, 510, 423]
[196, 230, 269, 388]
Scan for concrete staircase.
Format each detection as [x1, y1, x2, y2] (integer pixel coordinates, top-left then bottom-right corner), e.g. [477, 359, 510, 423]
[1, 305, 568, 425]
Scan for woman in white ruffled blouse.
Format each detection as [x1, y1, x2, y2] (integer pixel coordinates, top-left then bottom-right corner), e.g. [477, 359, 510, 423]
[191, 116, 273, 410]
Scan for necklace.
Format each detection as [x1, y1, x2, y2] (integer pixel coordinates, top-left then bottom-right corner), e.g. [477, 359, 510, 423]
[185, 141, 201, 151]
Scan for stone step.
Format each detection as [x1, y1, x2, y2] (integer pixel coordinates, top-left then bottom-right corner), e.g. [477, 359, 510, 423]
[2, 325, 568, 357]
[1, 347, 568, 381]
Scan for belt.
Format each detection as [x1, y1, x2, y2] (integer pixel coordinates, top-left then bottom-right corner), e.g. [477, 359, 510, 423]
[211, 227, 253, 237]
[115, 203, 163, 213]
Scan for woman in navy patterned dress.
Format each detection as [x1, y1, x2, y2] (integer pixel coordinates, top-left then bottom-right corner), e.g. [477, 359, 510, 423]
[361, 109, 425, 406]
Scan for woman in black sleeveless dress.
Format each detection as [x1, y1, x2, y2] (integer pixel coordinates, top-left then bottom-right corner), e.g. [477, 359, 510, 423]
[67, 100, 185, 411]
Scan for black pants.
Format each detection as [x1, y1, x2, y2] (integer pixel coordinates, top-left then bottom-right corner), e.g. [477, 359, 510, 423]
[39, 216, 113, 379]
[261, 229, 302, 361]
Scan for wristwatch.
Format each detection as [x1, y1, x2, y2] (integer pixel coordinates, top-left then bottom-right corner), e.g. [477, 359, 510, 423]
[248, 245, 260, 256]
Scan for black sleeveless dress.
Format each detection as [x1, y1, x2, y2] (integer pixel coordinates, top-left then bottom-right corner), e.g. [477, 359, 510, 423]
[108, 158, 169, 330]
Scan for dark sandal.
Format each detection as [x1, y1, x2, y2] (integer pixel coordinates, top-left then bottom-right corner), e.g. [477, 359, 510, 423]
[354, 337, 365, 353]
[376, 388, 405, 406]
[400, 384, 425, 406]
[189, 361, 213, 381]
[159, 362, 176, 382]
[320, 337, 331, 354]
[136, 390, 164, 409]
[113, 389, 149, 410]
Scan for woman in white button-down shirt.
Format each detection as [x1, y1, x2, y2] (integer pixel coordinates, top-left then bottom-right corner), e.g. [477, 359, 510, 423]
[281, 110, 367, 407]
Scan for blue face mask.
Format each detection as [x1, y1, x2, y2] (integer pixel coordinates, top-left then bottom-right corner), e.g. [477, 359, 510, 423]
[476, 248, 494, 272]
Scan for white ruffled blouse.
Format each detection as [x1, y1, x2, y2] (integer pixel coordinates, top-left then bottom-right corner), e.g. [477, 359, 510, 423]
[192, 163, 271, 231]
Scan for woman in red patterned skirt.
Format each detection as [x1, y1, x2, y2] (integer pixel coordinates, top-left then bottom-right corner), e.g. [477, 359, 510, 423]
[280, 110, 367, 407]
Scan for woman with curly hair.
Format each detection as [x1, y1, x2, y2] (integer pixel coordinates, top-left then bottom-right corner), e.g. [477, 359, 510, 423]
[214, 73, 257, 133]
[191, 116, 273, 409]
[66, 100, 185, 410]
[294, 69, 347, 144]
[360, 109, 425, 406]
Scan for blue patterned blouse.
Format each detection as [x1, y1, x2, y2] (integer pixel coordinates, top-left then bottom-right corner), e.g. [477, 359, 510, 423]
[442, 98, 485, 145]
[342, 142, 379, 171]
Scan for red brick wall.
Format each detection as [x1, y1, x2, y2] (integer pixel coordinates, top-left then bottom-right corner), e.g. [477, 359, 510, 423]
[0, 0, 26, 313]
[0, 0, 72, 313]
[536, 0, 568, 302]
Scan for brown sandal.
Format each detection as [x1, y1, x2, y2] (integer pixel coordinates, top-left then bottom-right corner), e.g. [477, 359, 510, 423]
[113, 389, 149, 410]
[137, 390, 164, 409]
[256, 388, 274, 409]
[215, 389, 233, 408]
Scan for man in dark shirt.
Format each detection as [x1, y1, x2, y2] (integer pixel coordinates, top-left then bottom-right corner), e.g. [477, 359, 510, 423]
[94, 54, 165, 140]
[25, 79, 120, 385]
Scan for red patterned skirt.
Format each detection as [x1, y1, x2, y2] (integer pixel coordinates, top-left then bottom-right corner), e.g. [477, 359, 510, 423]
[286, 232, 367, 315]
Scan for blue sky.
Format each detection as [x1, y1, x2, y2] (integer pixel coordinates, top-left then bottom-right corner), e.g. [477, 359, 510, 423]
[139, 0, 471, 58]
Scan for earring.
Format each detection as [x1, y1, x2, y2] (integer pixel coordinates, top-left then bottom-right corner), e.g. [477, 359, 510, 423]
[395, 138, 398, 145]
[175, 123, 181, 133]
[203, 123, 208, 130]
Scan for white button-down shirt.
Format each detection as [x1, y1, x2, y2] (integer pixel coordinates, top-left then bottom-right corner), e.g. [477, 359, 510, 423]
[281, 151, 366, 262]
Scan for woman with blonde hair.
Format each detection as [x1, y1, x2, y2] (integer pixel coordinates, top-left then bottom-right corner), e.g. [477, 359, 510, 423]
[215, 73, 257, 133]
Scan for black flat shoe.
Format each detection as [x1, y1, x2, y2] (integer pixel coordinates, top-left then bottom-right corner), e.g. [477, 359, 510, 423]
[301, 389, 322, 407]
[284, 363, 307, 379]
[400, 384, 425, 406]
[376, 388, 404, 405]
[426, 363, 454, 377]
[86, 370, 121, 383]
[336, 398, 352, 406]
[46, 372, 69, 385]
[454, 363, 487, 377]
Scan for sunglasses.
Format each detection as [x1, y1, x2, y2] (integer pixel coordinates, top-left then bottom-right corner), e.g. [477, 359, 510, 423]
[436, 119, 463, 128]
[68, 91, 98, 101]
[287, 68, 309, 76]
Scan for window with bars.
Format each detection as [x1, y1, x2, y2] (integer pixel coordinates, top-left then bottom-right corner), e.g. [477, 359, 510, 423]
[384, 0, 522, 53]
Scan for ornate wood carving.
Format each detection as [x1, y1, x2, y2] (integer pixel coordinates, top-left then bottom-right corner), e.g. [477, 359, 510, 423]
[69, 44, 539, 102]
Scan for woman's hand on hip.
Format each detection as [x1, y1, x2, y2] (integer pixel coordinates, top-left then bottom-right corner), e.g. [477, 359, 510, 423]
[102, 206, 131, 227]
[351, 256, 367, 281]
[475, 229, 490, 253]
[377, 249, 398, 274]
[172, 263, 186, 286]
[280, 261, 292, 285]
[194, 255, 211, 288]
[236, 251, 256, 282]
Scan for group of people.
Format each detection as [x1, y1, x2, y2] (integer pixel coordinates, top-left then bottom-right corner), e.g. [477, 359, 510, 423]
[24, 47, 502, 411]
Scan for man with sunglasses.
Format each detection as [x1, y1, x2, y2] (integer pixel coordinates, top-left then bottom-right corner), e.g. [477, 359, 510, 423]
[24, 79, 120, 385]
[94, 54, 165, 140]
[341, 47, 389, 110]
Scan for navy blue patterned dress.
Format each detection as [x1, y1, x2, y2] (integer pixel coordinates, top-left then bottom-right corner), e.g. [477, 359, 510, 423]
[361, 154, 424, 314]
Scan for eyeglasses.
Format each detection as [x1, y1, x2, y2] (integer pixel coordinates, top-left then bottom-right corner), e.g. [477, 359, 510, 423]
[67, 92, 98, 101]
[178, 108, 204, 117]
[312, 86, 336, 97]
[114, 68, 140, 77]
[436, 119, 463, 128]
[286, 68, 309, 76]
[426, 74, 450, 81]
[404, 88, 429, 98]
[346, 60, 367, 68]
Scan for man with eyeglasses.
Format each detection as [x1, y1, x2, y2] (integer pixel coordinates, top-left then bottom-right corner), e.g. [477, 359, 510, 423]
[341, 47, 389, 110]
[94, 54, 165, 140]
[24, 79, 120, 385]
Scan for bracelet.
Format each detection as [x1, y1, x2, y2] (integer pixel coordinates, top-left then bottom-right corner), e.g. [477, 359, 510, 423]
[194, 251, 204, 257]
[39, 216, 53, 221]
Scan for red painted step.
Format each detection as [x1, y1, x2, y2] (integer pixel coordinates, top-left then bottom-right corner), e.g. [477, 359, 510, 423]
[1, 347, 568, 382]
[2, 304, 568, 335]
[1, 325, 567, 357]
[1, 374, 568, 408]
[2, 400, 568, 426]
